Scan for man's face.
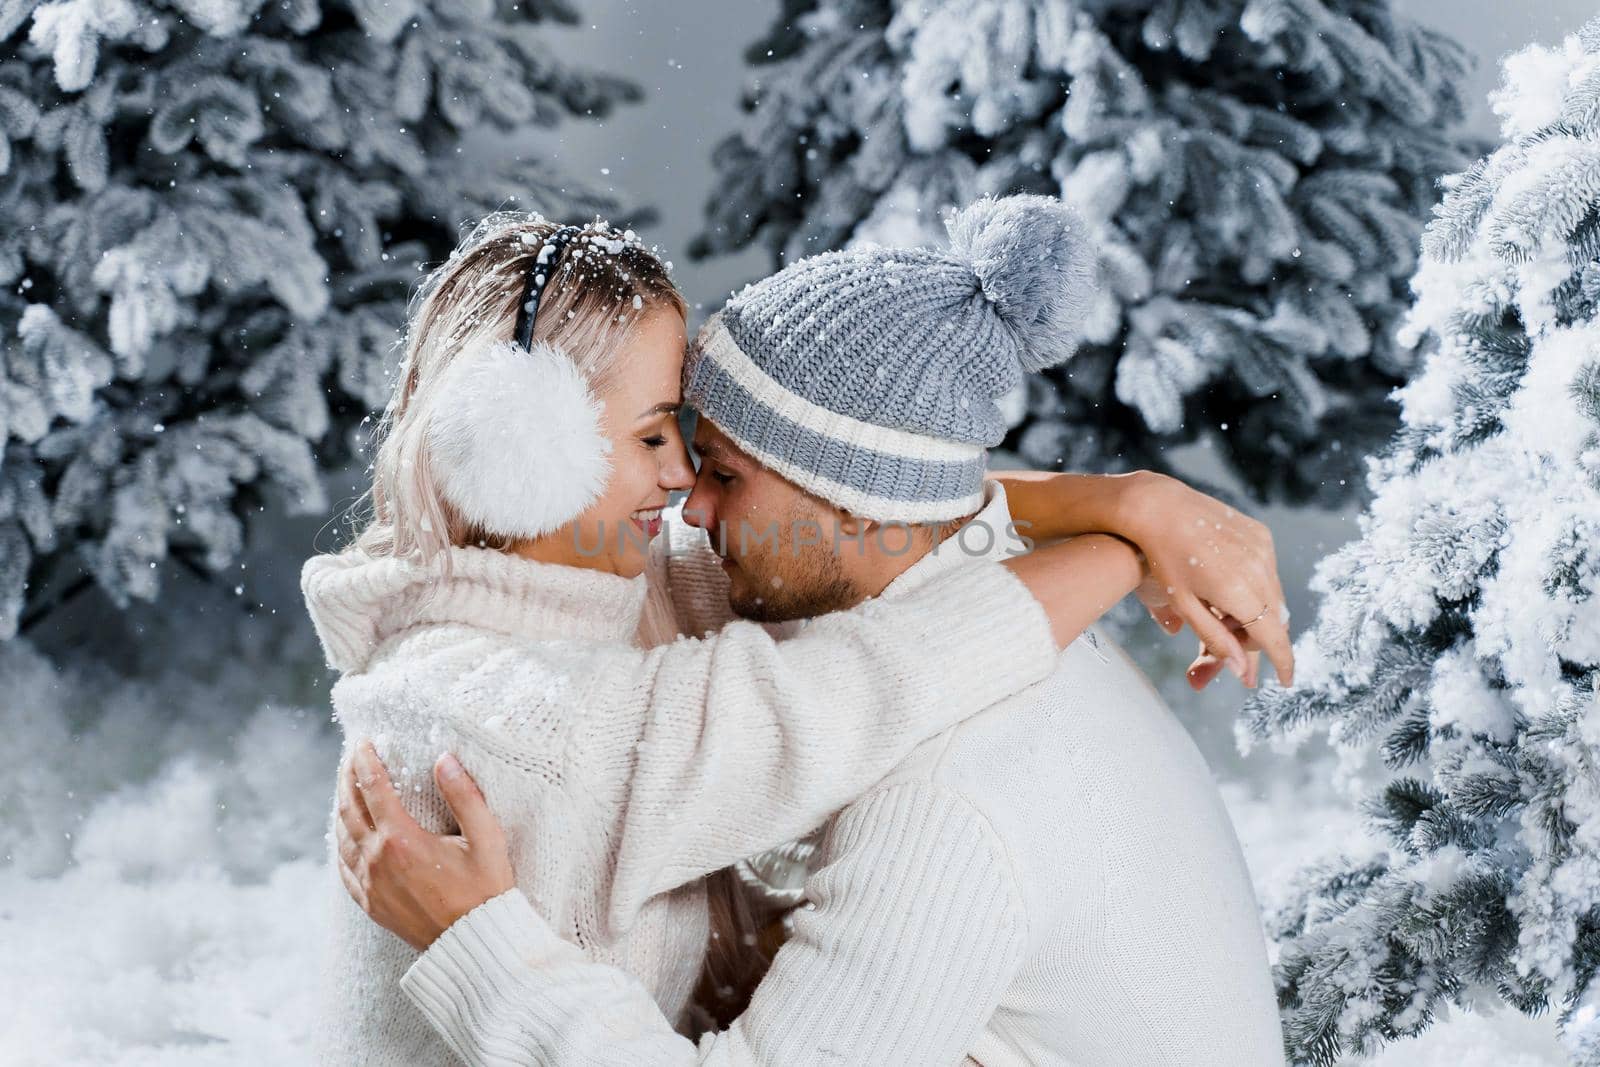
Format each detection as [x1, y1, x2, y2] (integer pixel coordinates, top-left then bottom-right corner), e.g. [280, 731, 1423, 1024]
[680, 419, 862, 622]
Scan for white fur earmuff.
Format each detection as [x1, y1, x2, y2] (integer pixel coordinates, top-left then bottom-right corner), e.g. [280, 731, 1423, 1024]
[426, 338, 612, 540]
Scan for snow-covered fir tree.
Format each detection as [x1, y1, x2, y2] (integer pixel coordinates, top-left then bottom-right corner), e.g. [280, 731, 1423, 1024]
[0, 0, 639, 638]
[696, 0, 1479, 505]
[1241, 18, 1600, 1065]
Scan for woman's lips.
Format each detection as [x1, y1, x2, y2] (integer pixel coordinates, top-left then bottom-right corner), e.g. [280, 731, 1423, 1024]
[629, 506, 664, 539]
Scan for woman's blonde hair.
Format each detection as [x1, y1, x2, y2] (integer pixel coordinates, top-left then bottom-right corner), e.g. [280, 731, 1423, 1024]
[354, 212, 686, 562]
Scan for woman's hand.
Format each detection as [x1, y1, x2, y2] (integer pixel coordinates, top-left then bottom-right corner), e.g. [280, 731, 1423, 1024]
[336, 739, 514, 953]
[994, 469, 1293, 690]
[1117, 474, 1291, 690]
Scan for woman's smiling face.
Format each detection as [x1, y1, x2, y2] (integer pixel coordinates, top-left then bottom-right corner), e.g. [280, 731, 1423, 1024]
[546, 306, 695, 578]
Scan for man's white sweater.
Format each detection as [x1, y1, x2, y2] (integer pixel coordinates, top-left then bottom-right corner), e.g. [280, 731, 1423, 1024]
[399, 485, 1287, 1066]
[300, 510, 1060, 1065]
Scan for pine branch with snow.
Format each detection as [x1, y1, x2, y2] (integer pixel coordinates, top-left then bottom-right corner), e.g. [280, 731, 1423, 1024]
[1242, 17, 1600, 1064]
[695, 0, 1480, 506]
[0, 0, 642, 638]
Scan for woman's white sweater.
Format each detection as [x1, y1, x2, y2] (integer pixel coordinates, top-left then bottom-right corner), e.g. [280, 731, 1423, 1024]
[300, 523, 1059, 1065]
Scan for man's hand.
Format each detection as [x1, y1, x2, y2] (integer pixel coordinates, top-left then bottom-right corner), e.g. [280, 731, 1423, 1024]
[335, 739, 515, 952]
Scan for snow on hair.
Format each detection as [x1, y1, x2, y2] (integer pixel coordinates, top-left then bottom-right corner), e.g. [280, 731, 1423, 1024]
[353, 212, 685, 564]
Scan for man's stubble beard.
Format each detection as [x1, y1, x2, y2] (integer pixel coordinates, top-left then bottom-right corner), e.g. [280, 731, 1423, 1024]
[727, 543, 862, 623]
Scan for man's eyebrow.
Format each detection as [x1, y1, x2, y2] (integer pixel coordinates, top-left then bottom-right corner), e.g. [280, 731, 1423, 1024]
[637, 402, 681, 419]
[692, 437, 724, 461]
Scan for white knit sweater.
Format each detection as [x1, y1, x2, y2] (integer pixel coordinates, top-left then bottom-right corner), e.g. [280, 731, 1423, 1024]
[301, 512, 1059, 1065]
[397, 485, 1287, 1066]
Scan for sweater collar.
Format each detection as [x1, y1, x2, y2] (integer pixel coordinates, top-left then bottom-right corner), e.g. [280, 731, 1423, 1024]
[301, 545, 647, 673]
[879, 480, 1018, 602]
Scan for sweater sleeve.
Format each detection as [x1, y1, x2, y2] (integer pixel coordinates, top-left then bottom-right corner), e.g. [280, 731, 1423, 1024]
[593, 557, 1055, 924]
[445, 556, 1056, 936]
[400, 781, 1028, 1066]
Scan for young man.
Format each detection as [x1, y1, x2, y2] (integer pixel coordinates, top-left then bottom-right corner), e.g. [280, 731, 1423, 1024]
[339, 195, 1290, 1064]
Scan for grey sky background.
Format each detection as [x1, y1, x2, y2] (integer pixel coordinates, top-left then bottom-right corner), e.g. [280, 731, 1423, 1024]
[1397, 0, 1598, 136]
[521, 2, 778, 313]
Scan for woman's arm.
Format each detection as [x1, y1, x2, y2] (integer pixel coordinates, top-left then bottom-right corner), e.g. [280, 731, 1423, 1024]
[1000, 531, 1142, 648]
[595, 536, 1141, 918]
[989, 469, 1149, 543]
[992, 470, 1293, 689]
[437, 535, 1141, 935]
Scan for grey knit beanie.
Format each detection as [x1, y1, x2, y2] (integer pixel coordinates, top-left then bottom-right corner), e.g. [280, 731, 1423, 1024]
[684, 193, 1099, 522]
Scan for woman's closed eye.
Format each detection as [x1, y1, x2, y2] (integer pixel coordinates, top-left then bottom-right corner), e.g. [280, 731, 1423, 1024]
[635, 401, 682, 451]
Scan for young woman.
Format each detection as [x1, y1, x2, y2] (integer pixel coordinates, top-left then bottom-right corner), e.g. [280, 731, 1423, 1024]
[302, 210, 1286, 1064]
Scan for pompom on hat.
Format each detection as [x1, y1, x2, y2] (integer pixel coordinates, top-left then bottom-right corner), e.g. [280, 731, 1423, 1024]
[684, 193, 1099, 523]
[945, 194, 1099, 372]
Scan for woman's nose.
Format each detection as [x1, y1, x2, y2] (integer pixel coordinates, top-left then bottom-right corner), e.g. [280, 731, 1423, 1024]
[660, 434, 695, 492]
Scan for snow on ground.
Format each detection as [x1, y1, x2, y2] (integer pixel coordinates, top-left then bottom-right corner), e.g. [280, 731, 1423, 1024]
[0, 859, 327, 1065]
[0, 638, 339, 1065]
[0, 637, 1568, 1064]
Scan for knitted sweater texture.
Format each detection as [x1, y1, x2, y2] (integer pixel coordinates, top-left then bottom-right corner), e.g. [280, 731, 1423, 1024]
[396, 486, 1287, 1066]
[300, 513, 1058, 1065]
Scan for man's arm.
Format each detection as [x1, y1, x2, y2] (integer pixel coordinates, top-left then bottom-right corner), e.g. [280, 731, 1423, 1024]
[399, 780, 1026, 1066]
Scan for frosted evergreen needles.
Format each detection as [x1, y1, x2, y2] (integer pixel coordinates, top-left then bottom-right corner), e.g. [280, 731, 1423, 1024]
[0, 3, 640, 639]
[1243, 17, 1600, 1065]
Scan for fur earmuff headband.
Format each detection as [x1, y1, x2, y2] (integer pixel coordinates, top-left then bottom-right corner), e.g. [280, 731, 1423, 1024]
[425, 225, 613, 541]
